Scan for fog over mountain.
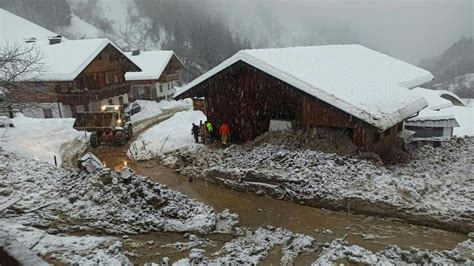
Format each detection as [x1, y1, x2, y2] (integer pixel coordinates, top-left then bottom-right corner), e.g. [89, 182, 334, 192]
[1, 0, 472, 80]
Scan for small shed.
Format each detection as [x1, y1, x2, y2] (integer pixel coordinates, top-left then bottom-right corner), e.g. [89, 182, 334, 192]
[175, 45, 434, 157]
[405, 110, 460, 139]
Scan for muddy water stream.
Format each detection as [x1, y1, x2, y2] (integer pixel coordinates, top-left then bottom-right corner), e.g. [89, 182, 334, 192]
[90, 145, 467, 259]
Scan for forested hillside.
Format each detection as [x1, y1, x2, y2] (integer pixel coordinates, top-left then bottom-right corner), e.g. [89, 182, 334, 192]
[420, 37, 474, 97]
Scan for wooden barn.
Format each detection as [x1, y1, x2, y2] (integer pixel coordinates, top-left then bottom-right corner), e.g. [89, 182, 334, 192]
[175, 45, 435, 157]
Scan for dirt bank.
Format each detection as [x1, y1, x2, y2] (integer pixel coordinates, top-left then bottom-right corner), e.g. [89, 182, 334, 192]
[160, 135, 474, 234]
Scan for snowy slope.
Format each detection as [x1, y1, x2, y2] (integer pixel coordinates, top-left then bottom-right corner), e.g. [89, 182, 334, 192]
[58, 14, 103, 39]
[433, 73, 474, 97]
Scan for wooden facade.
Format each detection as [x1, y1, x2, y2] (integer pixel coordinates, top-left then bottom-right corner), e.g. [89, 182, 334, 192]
[179, 61, 403, 157]
[8, 43, 139, 117]
[57, 44, 138, 107]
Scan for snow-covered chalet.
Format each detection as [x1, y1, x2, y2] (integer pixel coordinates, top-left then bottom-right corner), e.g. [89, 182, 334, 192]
[175, 45, 435, 157]
[125, 49, 184, 101]
[0, 8, 141, 118]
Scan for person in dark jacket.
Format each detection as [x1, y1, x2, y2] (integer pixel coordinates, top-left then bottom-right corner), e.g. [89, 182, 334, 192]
[191, 123, 200, 143]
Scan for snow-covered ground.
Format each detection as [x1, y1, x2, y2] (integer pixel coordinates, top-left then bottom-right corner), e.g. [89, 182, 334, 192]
[127, 99, 192, 123]
[128, 110, 206, 160]
[0, 114, 87, 165]
[162, 135, 474, 233]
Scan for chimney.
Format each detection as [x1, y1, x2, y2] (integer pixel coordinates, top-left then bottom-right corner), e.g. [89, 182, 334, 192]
[24, 37, 37, 43]
[132, 49, 140, 56]
[48, 35, 63, 45]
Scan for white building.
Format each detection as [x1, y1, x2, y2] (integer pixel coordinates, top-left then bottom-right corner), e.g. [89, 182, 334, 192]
[125, 50, 184, 101]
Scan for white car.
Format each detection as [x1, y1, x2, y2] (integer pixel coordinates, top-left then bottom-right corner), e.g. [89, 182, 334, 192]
[0, 116, 14, 128]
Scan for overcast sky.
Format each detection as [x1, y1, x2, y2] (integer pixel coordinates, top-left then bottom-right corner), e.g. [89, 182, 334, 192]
[216, 0, 473, 64]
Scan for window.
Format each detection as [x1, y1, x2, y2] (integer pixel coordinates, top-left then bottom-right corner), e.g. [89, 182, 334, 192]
[43, 108, 53, 118]
[168, 83, 171, 90]
[159, 84, 163, 93]
[119, 96, 124, 105]
[113, 74, 119, 83]
[105, 74, 110, 85]
[108, 98, 114, 105]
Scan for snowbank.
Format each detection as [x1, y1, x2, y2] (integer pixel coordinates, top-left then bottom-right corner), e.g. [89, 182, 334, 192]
[0, 114, 87, 165]
[127, 99, 192, 123]
[128, 110, 206, 160]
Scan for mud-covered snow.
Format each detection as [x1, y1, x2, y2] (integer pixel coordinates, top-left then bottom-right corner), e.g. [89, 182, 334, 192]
[314, 237, 473, 265]
[172, 226, 473, 265]
[161, 135, 474, 232]
[0, 152, 219, 235]
[0, 222, 131, 265]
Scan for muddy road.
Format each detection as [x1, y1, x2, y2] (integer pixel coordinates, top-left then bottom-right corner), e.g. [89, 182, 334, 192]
[89, 146, 467, 255]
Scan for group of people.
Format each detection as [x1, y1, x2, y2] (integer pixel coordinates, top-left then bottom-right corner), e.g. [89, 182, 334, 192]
[191, 120, 230, 145]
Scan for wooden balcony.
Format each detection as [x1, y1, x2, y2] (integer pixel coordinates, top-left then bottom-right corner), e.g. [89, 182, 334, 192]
[58, 83, 131, 106]
[159, 72, 181, 83]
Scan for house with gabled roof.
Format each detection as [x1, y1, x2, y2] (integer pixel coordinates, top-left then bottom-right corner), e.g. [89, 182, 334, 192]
[175, 45, 434, 157]
[0, 8, 141, 118]
[125, 49, 184, 101]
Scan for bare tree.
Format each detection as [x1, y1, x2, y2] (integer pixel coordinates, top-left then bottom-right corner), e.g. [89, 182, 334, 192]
[0, 42, 54, 117]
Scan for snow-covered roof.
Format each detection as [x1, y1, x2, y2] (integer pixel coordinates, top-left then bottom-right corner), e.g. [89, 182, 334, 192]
[412, 87, 465, 110]
[177, 45, 433, 130]
[407, 109, 458, 123]
[19, 38, 140, 81]
[125, 50, 182, 81]
[0, 9, 139, 82]
[0, 8, 67, 44]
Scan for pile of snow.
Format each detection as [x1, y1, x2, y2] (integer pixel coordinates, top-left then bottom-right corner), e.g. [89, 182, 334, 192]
[0, 152, 218, 235]
[128, 110, 206, 160]
[0, 114, 87, 165]
[0, 222, 130, 265]
[164, 136, 474, 232]
[127, 99, 192, 123]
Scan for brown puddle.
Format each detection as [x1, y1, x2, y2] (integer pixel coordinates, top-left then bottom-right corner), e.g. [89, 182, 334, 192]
[90, 145, 467, 255]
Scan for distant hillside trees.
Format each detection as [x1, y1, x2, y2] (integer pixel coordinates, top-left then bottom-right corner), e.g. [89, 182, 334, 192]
[135, 0, 251, 81]
[0, 0, 71, 30]
[420, 37, 474, 97]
